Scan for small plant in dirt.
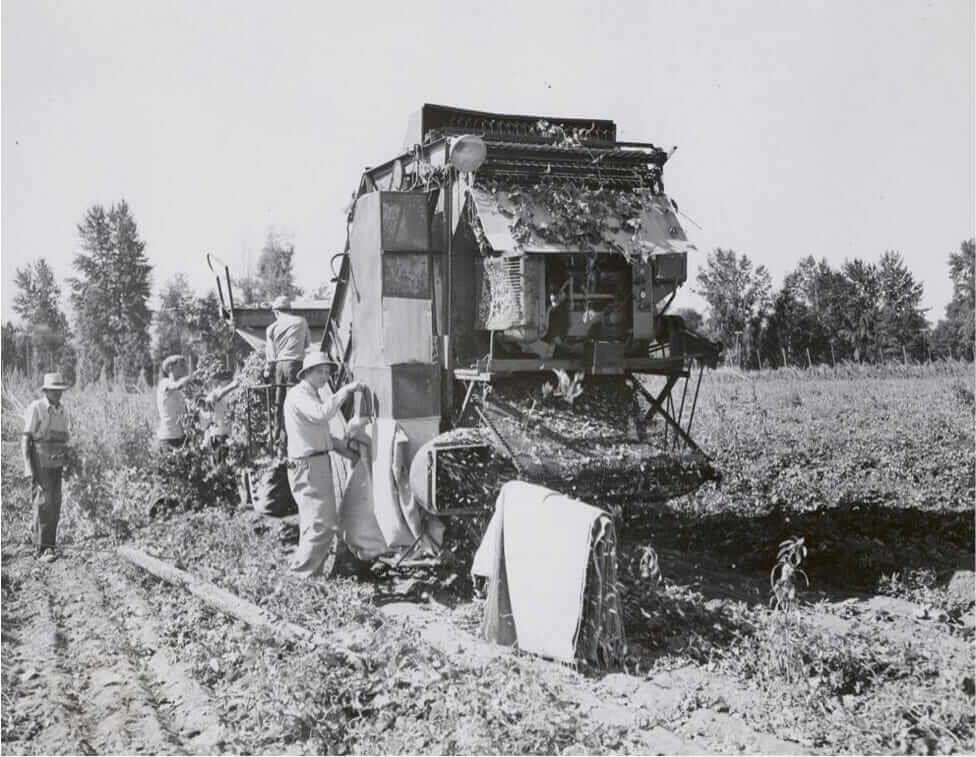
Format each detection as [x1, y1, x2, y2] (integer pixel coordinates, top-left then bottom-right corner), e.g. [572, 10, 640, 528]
[770, 536, 809, 614]
[766, 537, 809, 683]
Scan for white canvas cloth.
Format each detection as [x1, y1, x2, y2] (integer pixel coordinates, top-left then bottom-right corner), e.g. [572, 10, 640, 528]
[472, 481, 604, 663]
[336, 414, 428, 559]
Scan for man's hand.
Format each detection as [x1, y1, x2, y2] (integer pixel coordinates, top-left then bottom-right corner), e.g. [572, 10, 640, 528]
[340, 381, 363, 396]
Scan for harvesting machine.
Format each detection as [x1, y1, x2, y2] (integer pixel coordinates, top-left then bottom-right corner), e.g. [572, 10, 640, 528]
[213, 104, 721, 520]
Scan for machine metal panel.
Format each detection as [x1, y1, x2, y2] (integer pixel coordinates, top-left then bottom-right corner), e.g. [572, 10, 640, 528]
[653, 252, 687, 283]
[381, 192, 430, 251]
[391, 363, 441, 419]
[396, 416, 442, 462]
[349, 192, 385, 367]
[586, 341, 626, 375]
[382, 298, 433, 364]
[382, 253, 431, 298]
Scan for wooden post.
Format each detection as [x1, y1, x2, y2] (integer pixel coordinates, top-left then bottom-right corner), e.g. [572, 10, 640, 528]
[117, 546, 365, 668]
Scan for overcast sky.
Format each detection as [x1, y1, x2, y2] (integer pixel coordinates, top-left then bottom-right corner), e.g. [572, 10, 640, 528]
[2, 0, 973, 324]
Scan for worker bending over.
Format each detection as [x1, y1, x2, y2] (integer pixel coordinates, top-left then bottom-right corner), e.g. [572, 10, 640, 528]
[22, 372, 72, 563]
[264, 296, 311, 443]
[283, 351, 364, 578]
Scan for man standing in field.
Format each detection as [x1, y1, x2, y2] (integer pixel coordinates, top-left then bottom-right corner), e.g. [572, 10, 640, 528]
[283, 351, 364, 578]
[22, 372, 71, 563]
[156, 355, 194, 448]
[264, 296, 311, 443]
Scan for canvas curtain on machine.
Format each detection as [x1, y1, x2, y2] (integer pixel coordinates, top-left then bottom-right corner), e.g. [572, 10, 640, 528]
[336, 390, 432, 560]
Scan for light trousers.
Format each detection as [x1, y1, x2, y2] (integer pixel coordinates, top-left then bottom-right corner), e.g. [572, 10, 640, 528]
[287, 455, 337, 578]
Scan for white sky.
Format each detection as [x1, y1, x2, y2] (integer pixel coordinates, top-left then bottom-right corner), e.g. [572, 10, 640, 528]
[2, 0, 974, 324]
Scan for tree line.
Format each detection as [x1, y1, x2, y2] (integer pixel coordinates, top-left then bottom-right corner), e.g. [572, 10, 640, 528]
[2, 200, 312, 384]
[690, 239, 975, 368]
[2, 198, 972, 381]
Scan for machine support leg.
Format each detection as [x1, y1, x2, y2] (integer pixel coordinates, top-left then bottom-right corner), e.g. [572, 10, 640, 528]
[686, 361, 705, 441]
[676, 371, 690, 433]
[630, 374, 708, 457]
[458, 379, 477, 425]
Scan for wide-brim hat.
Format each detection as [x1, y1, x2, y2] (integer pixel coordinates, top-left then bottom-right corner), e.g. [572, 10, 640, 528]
[272, 296, 291, 310]
[297, 351, 338, 379]
[41, 372, 70, 390]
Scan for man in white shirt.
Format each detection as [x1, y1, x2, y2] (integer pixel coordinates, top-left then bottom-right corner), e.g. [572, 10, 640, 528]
[22, 372, 71, 563]
[264, 296, 311, 443]
[283, 351, 365, 578]
[157, 355, 194, 447]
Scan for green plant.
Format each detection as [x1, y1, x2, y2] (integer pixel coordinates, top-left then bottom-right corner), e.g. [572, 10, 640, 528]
[765, 536, 809, 683]
[770, 536, 808, 614]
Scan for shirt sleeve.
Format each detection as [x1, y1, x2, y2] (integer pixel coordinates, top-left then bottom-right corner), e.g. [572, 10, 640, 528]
[23, 403, 39, 436]
[294, 387, 344, 424]
[303, 321, 311, 351]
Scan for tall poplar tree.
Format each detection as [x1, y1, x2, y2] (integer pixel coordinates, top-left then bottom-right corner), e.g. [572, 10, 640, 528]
[12, 257, 74, 375]
[70, 200, 153, 383]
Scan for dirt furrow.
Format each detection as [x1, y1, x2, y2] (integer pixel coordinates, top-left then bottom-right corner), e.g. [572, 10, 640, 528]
[2, 547, 224, 755]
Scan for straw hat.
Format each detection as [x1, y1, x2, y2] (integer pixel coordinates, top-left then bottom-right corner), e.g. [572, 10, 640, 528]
[272, 296, 291, 311]
[41, 372, 70, 391]
[297, 351, 338, 379]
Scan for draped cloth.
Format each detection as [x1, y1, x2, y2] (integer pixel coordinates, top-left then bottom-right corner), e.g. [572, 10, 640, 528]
[472, 481, 612, 664]
[337, 414, 429, 560]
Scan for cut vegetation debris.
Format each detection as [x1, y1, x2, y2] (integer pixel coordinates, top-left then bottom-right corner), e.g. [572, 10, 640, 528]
[2, 363, 973, 754]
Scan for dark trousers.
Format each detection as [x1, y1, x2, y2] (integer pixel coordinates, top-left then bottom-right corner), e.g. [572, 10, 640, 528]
[32, 466, 62, 553]
[273, 360, 303, 441]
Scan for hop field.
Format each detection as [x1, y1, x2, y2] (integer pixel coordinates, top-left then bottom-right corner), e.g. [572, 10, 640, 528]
[2, 362, 974, 754]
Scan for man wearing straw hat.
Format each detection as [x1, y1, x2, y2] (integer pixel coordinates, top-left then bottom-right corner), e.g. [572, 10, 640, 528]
[283, 351, 365, 578]
[264, 296, 311, 442]
[21, 372, 71, 563]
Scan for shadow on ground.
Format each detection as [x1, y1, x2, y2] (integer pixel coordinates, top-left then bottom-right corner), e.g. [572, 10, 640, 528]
[622, 498, 975, 594]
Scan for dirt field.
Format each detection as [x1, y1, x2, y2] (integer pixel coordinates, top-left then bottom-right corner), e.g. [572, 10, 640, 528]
[2, 365, 974, 754]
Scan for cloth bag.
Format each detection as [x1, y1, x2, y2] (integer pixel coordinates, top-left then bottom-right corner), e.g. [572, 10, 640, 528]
[250, 462, 298, 517]
[338, 392, 389, 560]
